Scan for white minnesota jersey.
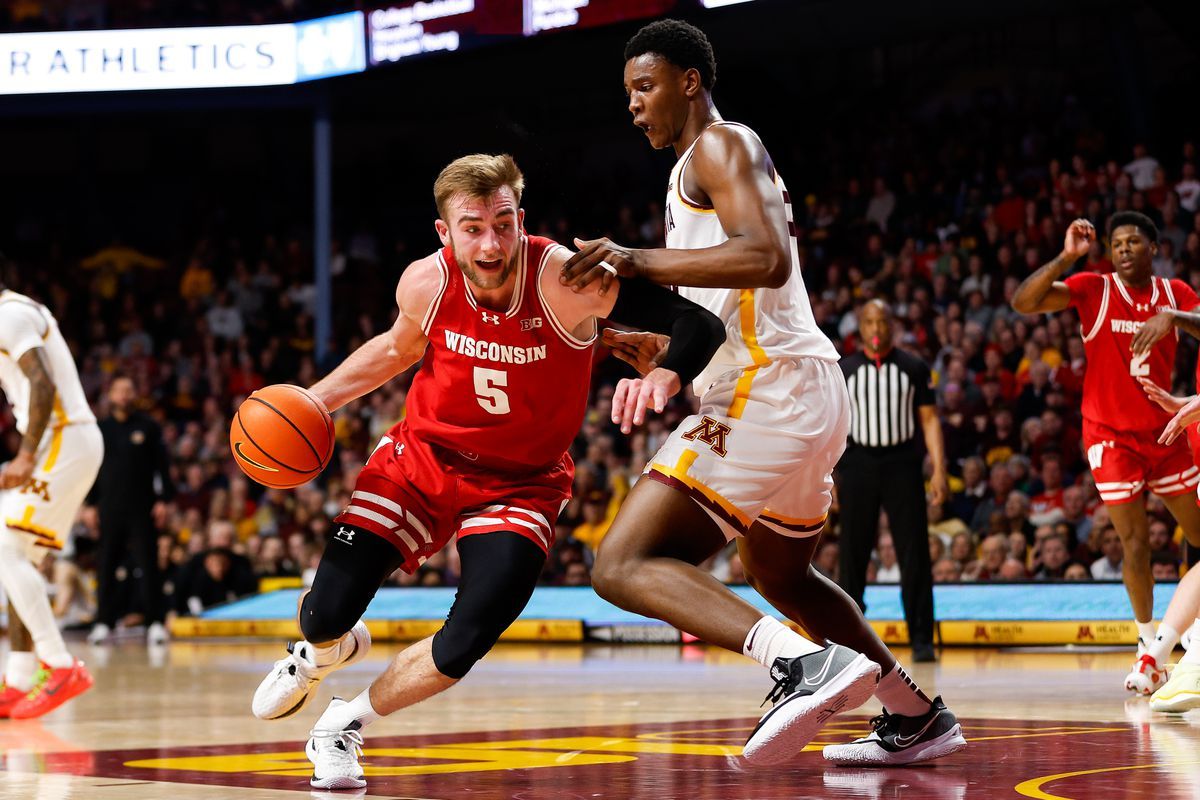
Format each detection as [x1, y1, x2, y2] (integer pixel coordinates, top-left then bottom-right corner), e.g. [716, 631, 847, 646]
[0, 290, 95, 437]
[664, 121, 838, 394]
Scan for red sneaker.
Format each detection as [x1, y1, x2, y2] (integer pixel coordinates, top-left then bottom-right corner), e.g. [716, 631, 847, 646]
[10, 661, 94, 719]
[0, 682, 27, 718]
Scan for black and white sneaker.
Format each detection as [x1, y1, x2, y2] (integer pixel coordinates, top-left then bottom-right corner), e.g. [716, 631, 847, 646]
[742, 644, 881, 766]
[822, 695, 967, 765]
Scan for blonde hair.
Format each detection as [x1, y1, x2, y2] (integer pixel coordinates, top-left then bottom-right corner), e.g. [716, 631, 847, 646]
[434, 154, 525, 220]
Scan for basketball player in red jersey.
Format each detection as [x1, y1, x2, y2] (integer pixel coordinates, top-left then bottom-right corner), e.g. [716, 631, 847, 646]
[1012, 211, 1200, 693]
[246, 153, 731, 790]
[560, 20, 965, 767]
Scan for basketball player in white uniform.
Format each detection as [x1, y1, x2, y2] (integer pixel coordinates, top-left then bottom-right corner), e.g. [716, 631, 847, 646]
[561, 20, 966, 766]
[0, 282, 100, 718]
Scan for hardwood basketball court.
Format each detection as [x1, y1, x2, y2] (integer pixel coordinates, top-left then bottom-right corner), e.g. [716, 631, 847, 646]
[0, 640, 1194, 799]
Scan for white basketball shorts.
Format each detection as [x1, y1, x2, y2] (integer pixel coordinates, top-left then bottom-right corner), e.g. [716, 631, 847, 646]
[646, 357, 849, 540]
[1, 423, 103, 561]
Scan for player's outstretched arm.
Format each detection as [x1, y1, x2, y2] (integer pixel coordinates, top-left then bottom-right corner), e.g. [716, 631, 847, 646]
[0, 347, 54, 489]
[542, 249, 725, 433]
[1011, 219, 1093, 314]
[308, 258, 440, 412]
[561, 126, 790, 292]
[1132, 309, 1200, 355]
[1161, 395, 1200, 446]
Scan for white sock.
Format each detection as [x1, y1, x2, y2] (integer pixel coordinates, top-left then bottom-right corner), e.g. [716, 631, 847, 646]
[0, 534, 73, 669]
[318, 688, 381, 732]
[5, 651, 36, 692]
[1147, 623, 1180, 666]
[1136, 620, 1157, 650]
[743, 616, 822, 669]
[1182, 645, 1200, 665]
[875, 662, 933, 716]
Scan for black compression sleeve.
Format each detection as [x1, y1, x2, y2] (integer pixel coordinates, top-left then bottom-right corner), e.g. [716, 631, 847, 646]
[605, 278, 726, 387]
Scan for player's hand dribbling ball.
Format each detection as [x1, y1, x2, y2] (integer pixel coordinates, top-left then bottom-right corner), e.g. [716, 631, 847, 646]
[230, 384, 334, 489]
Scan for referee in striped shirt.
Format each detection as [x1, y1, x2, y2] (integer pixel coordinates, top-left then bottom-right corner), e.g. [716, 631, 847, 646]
[835, 299, 948, 662]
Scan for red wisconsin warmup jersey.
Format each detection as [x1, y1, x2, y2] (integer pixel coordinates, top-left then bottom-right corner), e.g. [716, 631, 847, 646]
[1066, 272, 1199, 432]
[403, 235, 596, 472]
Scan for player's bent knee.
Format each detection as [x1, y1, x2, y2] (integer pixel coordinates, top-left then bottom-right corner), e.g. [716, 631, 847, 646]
[589, 555, 627, 604]
[430, 618, 507, 680]
[299, 591, 360, 645]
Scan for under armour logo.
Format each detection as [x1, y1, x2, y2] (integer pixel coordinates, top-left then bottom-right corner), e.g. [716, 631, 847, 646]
[520, 317, 543, 331]
[20, 478, 51, 502]
[681, 415, 731, 457]
[335, 526, 355, 545]
[481, 310, 500, 325]
[394, 442, 405, 457]
[1136, 303, 1151, 312]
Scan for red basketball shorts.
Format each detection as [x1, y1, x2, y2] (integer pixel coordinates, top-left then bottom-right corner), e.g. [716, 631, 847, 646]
[1084, 419, 1199, 505]
[334, 420, 572, 573]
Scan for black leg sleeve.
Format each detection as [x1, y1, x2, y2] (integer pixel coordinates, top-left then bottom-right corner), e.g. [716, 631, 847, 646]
[880, 454, 934, 646]
[431, 532, 546, 680]
[299, 527, 407, 644]
[834, 450, 883, 611]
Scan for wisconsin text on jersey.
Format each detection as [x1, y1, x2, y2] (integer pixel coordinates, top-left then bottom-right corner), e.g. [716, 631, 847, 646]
[1110, 313, 1171, 334]
[443, 330, 548, 364]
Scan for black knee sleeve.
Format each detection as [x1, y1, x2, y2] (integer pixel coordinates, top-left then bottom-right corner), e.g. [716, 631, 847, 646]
[431, 532, 545, 679]
[299, 524, 406, 644]
[300, 591, 361, 644]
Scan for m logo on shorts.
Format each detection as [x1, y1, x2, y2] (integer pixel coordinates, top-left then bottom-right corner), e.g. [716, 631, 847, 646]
[682, 416, 731, 458]
[20, 479, 50, 502]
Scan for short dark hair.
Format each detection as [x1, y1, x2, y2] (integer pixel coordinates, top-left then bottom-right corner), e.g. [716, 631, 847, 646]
[624, 19, 716, 89]
[1108, 211, 1158, 243]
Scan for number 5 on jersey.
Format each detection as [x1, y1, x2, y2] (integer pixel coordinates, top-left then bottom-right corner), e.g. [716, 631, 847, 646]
[474, 367, 510, 415]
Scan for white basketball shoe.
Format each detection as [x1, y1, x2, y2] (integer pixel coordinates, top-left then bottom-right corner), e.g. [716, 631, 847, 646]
[252, 621, 371, 720]
[1125, 653, 1168, 696]
[307, 698, 367, 790]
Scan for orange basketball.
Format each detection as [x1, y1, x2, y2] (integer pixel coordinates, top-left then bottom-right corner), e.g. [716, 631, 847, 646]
[230, 384, 334, 489]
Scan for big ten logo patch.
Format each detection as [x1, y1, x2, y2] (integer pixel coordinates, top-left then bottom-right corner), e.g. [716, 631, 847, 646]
[20, 478, 51, 502]
[520, 317, 543, 331]
[681, 416, 731, 457]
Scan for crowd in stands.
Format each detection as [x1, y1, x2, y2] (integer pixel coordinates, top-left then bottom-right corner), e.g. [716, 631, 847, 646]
[4, 92, 1200, 630]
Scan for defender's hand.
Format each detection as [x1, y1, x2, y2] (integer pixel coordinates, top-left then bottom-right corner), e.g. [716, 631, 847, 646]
[611, 368, 682, 434]
[1160, 395, 1200, 445]
[1139, 377, 1189, 414]
[601, 328, 670, 376]
[1132, 312, 1174, 355]
[560, 237, 639, 293]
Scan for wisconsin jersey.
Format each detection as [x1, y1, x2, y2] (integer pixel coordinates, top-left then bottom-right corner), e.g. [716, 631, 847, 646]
[0, 290, 95, 437]
[1065, 272, 1198, 432]
[403, 235, 596, 472]
[664, 121, 838, 393]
